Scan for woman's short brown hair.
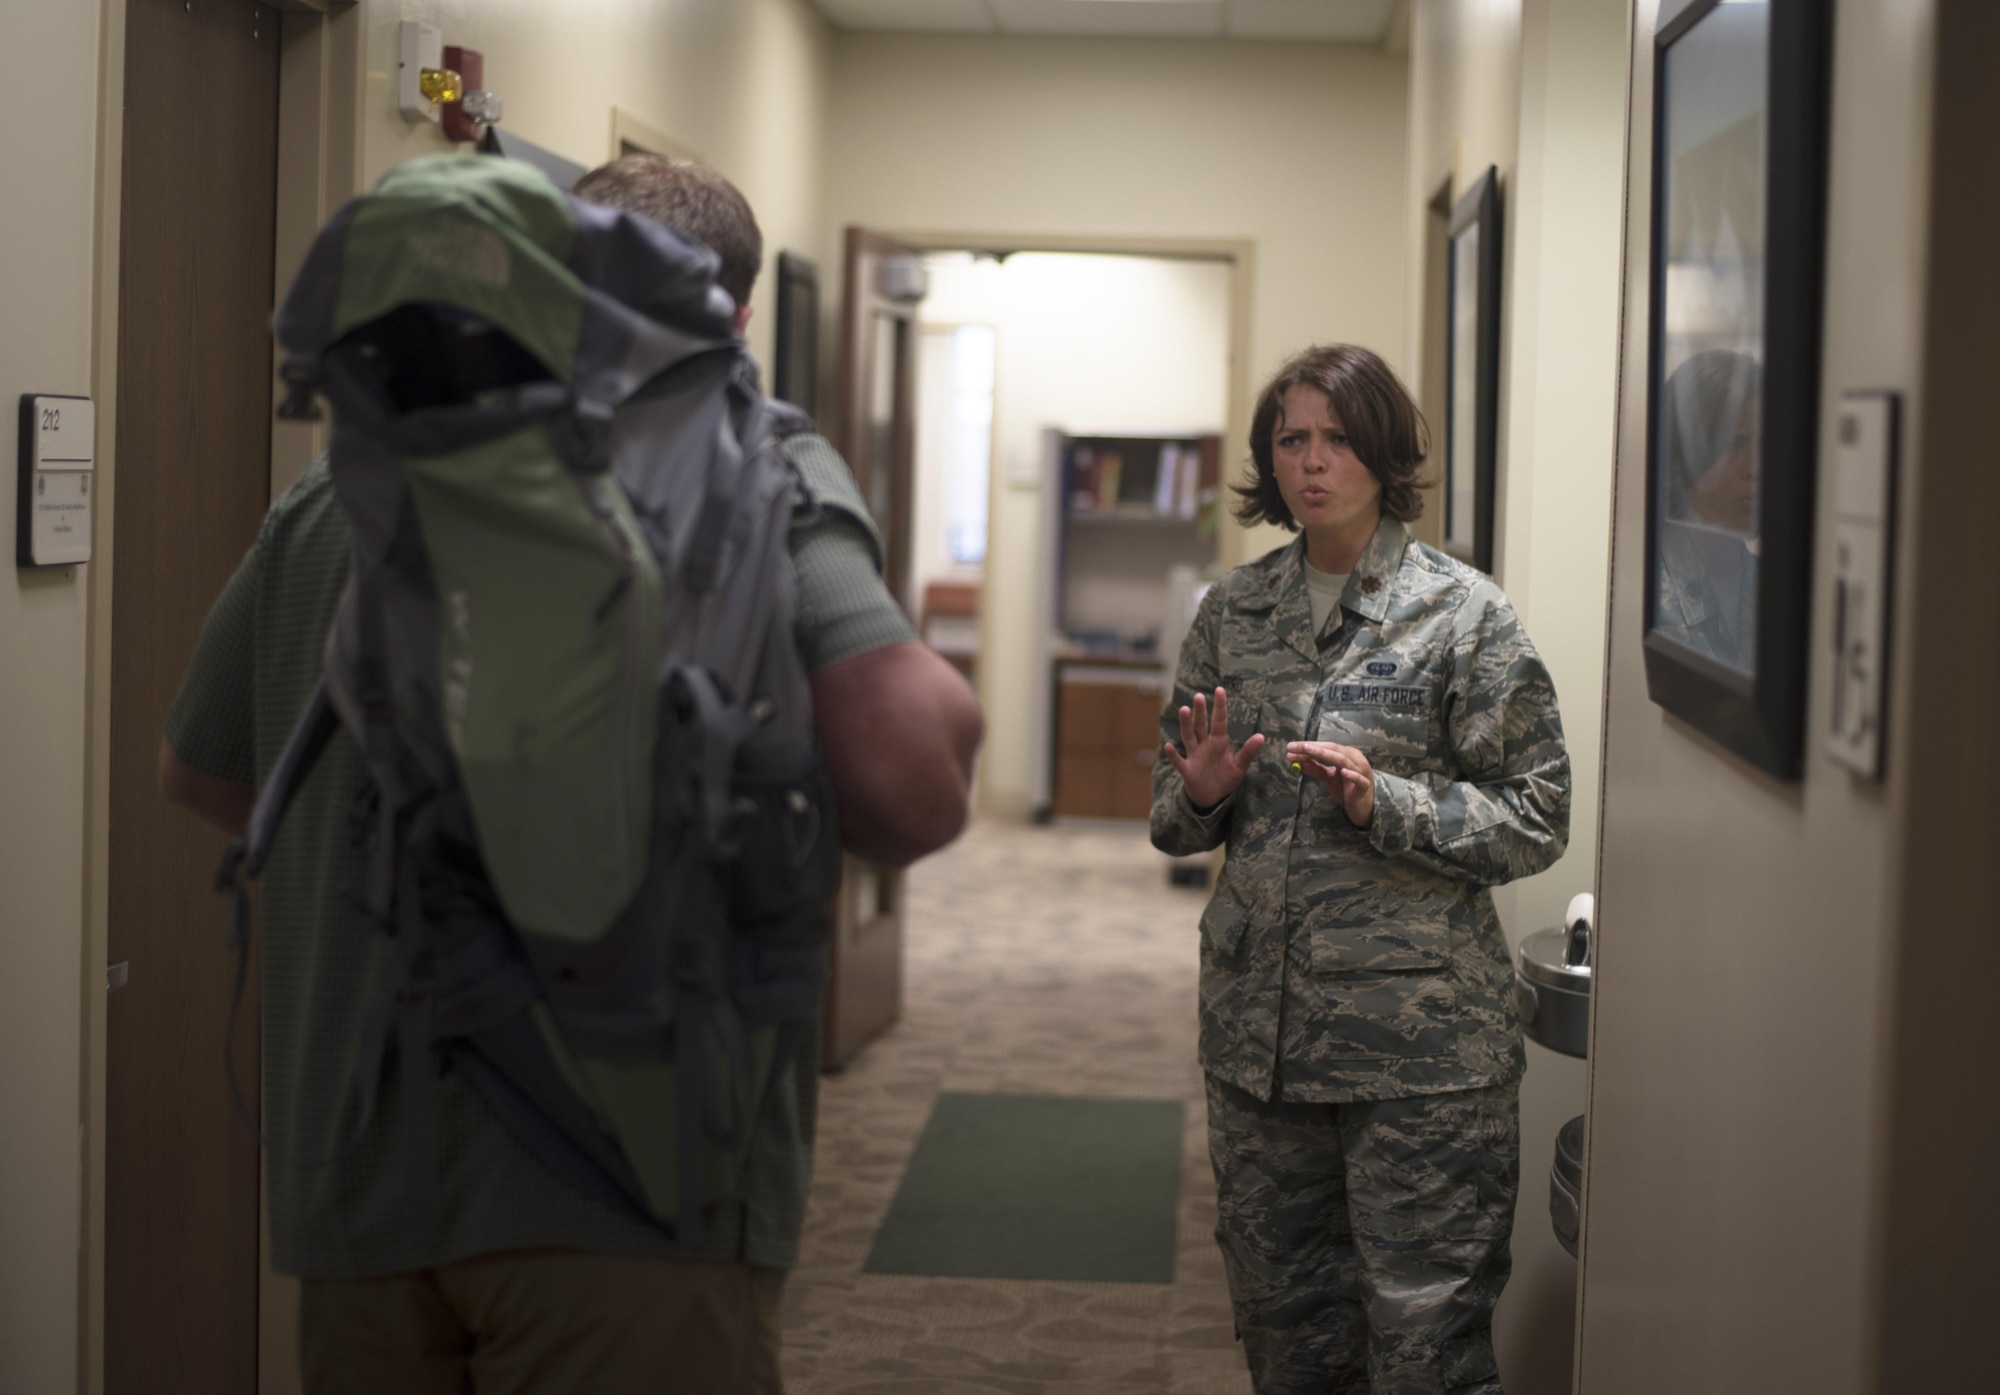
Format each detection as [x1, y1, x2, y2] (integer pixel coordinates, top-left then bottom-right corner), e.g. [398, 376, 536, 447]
[1233, 343, 1431, 529]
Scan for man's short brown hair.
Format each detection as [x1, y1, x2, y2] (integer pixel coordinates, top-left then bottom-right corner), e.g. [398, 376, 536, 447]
[572, 153, 763, 310]
[1234, 343, 1432, 528]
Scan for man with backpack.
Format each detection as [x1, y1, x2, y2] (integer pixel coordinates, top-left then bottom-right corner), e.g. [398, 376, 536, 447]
[158, 152, 981, 1393]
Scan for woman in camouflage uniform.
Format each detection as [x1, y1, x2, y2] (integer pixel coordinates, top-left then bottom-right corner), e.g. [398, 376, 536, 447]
[1152, 344, 1571, 1394]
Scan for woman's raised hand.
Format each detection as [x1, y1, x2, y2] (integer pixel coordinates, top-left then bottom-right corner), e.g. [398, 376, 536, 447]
[1164, 688, 1266, 810]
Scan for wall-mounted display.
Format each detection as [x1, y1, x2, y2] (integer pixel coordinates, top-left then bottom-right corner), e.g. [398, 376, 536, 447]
[1642, 0, 1830, 778]
[1445, 165, 1501, 574]
[774, 251, 819, 421]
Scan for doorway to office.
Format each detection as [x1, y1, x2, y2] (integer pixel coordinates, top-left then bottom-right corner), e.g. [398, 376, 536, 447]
[902, 246, 1241, 826]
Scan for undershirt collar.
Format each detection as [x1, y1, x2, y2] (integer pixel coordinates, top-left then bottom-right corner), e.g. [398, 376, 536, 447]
[1303, 560, 1350, 637]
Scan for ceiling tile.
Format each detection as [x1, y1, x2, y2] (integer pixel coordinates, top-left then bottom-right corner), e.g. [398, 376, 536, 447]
[986, 0, 1226, 39]
[1225, 0, 1397, 42]
[817, 0, 997, 32]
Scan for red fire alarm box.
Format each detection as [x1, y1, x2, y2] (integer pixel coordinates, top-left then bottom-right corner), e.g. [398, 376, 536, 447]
[442, 46, 493, 143]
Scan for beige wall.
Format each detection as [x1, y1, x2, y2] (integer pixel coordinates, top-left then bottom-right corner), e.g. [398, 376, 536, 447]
[1406, 0, 1522, 254]
[825, 31, 1409, 815]
[0, 0, 106, 1388]
[334, 0, 832, 381]
[1404, 3, 1628, 1389]
[1579, 2, 1937, 1389]
[916, 252, 1233, 815]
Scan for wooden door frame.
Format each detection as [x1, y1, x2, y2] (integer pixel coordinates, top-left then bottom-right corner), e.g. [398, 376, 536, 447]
[80, 4, 359, 1393]
[824, 227, 925, 1070]
[833, 227, 925, 613]
[1413, 177, 1453, 552]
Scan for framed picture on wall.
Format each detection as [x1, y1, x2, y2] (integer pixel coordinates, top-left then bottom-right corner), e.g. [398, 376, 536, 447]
[774, 251, 819, 422]
[1444, 165, 1501, 574]
[1641, 0, 1830, 778]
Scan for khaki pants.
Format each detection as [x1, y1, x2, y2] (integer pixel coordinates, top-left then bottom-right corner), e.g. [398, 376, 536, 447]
[299, 1249, 787, 1395]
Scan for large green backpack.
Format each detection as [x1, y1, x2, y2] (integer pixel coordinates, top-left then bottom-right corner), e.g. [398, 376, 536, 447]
[218, 155, 840, 1243]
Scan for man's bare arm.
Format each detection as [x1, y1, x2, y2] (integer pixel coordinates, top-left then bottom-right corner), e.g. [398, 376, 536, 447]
[158, 740, 253, 838]
[811, 641, 983, 868]
[160, 640, 986, 863]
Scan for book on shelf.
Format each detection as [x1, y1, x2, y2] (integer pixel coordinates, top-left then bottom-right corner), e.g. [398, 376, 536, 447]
[1068, 436, 1211, 519]
[1096, 451, 1123, 511]
[1153, 442, 1180, 516]
[1176, 442, 1200, 519]
[1070, 445, 1096, 511]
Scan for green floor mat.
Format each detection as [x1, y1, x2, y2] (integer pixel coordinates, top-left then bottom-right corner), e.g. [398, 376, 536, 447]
[863, 1092, 1184, 1284]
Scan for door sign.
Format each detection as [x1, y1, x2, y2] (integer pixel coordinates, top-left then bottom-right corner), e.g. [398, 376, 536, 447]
[17, 394, 95, 568]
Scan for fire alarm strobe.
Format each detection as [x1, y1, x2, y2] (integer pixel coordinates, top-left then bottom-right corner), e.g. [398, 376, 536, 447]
[16, 394, 94, 568]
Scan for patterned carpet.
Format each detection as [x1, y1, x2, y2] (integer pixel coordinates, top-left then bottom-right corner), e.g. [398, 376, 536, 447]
[780, 819, 1254, 1395]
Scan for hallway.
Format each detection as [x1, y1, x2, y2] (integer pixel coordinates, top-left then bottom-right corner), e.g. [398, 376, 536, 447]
[782, 820, 1251, 1394]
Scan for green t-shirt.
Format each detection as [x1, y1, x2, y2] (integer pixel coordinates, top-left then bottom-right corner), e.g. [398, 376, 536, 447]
[165, 438, 915, 1280]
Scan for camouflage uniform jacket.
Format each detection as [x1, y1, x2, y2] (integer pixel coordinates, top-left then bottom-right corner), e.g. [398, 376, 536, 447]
[1151, 516, 1570, 1102]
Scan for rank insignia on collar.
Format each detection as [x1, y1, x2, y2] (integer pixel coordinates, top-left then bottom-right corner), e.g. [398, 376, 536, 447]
[1361, 576, 1383, 596]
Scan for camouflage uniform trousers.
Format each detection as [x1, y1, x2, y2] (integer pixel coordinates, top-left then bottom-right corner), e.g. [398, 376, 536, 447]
[1206, 1073, 1520, 1395]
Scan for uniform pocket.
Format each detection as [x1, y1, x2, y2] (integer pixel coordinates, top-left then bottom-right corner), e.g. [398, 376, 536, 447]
[1199, 890, 1250, 959]
[1308, 969, 1460, 1059]
[1307, 909, 1454, 974]
[1302, 909, 1460, 1060]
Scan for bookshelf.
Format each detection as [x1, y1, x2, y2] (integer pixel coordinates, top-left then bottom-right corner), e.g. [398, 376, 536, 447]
[1040, 430, 1223, 821]
[1063, 434, 1220, 524]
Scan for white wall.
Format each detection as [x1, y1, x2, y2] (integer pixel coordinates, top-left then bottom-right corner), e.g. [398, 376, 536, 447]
[1407, 0, 1523, 213]
[0, 0, 104, 1387]
[827, 34, 1408, 814]
[916, 252, 1231, 816]
[342, 0, 832, 379]
[1579, 2, 1937, 1390]
[1403, 4, 1628, 1389]
[912, 322, 987, 606]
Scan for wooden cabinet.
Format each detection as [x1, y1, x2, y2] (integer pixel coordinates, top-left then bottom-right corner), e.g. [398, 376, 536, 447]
[1054, 671, 1166, 820]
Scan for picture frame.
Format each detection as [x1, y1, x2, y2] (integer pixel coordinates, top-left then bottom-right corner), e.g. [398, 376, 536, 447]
[1640, 0, 1831, 778]
[773, 251, 819, 421]
[1444, 166, 1501, 574]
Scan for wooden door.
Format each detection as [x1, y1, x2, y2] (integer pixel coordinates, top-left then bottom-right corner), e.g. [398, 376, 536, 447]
[106, 2, 281, 1391]
[1054, 674, 1165, 820]
[824, 227, 924, 1069]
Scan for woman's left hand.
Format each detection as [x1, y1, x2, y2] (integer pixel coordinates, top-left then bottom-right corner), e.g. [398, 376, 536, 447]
[1286, 741, 1377, 828]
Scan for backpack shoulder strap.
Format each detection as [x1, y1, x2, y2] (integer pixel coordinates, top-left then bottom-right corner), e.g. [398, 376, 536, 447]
[216, 680, 340, 899]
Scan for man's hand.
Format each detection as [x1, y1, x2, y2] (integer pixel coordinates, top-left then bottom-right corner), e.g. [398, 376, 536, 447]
[1285, 740, 1376, 828]
[1164, 688, 1265, 810]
